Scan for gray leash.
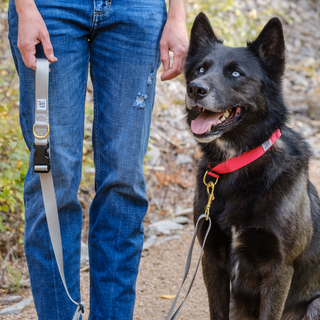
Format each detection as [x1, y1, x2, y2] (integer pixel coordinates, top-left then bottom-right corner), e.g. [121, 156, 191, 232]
[165, 213, 212, 320]
[33, 58, 85, 320]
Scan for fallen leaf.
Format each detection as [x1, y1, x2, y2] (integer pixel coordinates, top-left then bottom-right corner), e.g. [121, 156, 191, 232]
[161, 295, 176, 299]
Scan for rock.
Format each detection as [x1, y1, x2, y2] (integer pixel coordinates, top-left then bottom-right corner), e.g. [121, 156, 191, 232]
[307, 91, 320, 119]
[0, 298, 33, 315]
[155, 235, 181, 246]
[144, 235, 181, 250]
[145, 220, 183, 237]
[312, 144, 320, 159]
[292, 74, 309, 88]
[174, 207, 193, 217]
[302, 57, 316, 68]
[84, 167, 95, 174]
[143, 235, 157, 250]
[0, 296, 22, 306]
[20, 279, 31, 288]
[171, 217, 189, 225]
[81, 241, 89, 265]
[146, 144, 161, 166]
[175, 154, 193, 165]
[167, 80, 186, 102]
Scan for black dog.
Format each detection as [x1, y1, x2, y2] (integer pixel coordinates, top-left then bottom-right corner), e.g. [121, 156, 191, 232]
[185, 13, 320, 320]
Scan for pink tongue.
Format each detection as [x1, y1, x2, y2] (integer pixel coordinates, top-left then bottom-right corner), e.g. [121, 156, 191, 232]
[191, 110, 224, 134]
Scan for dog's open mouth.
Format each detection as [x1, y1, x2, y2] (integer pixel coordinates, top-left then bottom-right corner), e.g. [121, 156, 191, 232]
[191, 106, 243, 135]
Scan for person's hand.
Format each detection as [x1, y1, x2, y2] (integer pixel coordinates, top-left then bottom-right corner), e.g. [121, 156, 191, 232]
[16, 0, 57, 70]
[160, 15, 189, 81]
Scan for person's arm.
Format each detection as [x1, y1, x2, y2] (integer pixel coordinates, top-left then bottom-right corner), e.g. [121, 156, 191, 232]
[14, 0, 57, 70]
[160, 0, 188, 81]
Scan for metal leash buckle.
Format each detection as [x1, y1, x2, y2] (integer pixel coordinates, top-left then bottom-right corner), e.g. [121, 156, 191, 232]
[33, 124, 50, 139]
[203, 171, 219, 220]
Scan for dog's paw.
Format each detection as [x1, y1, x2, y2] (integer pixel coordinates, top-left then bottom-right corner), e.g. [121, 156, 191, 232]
[303, 298, 320, 320]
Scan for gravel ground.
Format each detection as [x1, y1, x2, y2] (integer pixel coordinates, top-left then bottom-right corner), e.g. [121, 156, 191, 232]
[1, 0, 320, 318]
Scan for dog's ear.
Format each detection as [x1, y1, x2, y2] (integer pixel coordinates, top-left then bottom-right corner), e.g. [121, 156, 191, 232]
[247, 17, 285, 80]
[188, 12, 222, 56]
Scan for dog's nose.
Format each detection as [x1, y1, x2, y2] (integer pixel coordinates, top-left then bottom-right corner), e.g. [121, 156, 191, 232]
[187, 82, 210, 101]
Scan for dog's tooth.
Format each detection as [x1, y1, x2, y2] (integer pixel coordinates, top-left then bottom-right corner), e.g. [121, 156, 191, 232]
[220, 116, 226, 122]
[223, 110, 230, 118]
[217, 119, 222, 124]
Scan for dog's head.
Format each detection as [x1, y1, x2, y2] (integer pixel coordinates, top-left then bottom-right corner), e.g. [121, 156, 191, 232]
[185, 13, 288, 158]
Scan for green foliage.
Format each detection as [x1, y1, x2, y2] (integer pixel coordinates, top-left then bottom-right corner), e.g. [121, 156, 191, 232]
[0, 0, 8, 12]
[0, 256, 22, 293]
[187, 0, 286, 47]
[0, 61, 29, 244]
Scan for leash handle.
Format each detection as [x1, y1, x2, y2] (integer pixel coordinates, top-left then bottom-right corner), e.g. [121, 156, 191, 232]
[34, 58, 85, 320]
[165, 214, 212, 320]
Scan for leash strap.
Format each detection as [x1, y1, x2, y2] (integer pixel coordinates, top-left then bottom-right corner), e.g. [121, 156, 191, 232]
[207, 129, 281, 178]
[165, 214, 212, 320]
[34, 58, 85, 320]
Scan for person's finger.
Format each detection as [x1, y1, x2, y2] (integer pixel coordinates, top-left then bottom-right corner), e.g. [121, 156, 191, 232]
[18, 40, 38, 70]
[160, 40, 170, 72]
[23, 50, 37, 70]
[161, 50, 184, 81]
[40, 30, 57, 63]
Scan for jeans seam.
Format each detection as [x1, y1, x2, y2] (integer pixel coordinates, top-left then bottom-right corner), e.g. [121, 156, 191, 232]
[109, 194, 124, 319]
[94, 0, 112, 17]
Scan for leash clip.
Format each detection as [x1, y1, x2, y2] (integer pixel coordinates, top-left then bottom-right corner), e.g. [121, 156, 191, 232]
[203, 171, 219, 220]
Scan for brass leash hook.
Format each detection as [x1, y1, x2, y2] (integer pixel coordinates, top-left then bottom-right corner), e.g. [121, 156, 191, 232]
[203, 171, 219, 220]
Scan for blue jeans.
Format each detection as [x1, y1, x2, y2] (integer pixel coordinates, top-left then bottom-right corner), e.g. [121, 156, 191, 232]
[8, 0, 166, 319]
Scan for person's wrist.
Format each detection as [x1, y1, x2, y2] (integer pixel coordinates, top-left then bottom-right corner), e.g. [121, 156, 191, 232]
[167, 10, 187, 22]
[166, 16, 187, 27]
[167, 0, 187, 21]
[15, 0, 37, 15]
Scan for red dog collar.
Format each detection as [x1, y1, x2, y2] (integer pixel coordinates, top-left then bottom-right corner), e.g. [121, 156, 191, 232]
[207, 129, 281, 179]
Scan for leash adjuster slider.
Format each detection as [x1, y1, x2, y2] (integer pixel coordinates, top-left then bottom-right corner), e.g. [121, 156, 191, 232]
[33, 142, 50, 173]
[203, 171, 219, 220]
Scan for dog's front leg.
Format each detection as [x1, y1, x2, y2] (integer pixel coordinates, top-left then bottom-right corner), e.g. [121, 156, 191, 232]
[259, 264, 294, 320]
[202, 252, 230, 320]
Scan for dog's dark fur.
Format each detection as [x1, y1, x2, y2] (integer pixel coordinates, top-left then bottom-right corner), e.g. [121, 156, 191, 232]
[185, 13, 320, 320]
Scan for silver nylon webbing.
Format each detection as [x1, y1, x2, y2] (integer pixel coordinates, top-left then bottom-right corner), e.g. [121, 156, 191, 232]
[165, 214, 212, 320]
[34, 58, 85, 320]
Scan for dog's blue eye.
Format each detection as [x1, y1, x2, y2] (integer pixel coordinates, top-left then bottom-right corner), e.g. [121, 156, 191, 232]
[232, 71, 240, 77]
[199, 67, 205, 73]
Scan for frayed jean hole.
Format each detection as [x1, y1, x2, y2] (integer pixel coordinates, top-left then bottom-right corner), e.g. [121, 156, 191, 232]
[133, 92, 148, 109]
[147, 72, 154, 86]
